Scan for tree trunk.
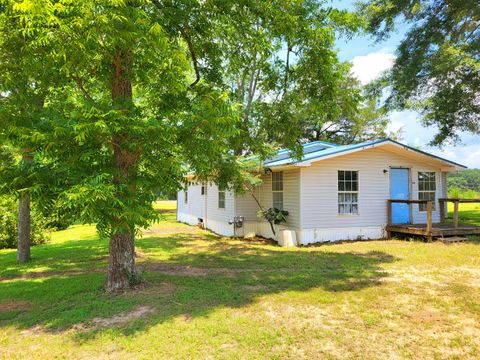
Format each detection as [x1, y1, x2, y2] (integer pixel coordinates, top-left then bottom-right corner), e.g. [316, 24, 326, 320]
[106, 232, 135, 291]
[105, 46, 139, 292]
[17, 190, 31, 262]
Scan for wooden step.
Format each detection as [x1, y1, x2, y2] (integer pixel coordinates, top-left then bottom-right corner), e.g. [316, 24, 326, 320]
[441, 236, 468, 244]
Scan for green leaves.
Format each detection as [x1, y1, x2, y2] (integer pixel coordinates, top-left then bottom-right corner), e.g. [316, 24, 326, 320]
[359, 0, 480, 145]
[0, 0, 371, 243]
[258, 207, 289, 225]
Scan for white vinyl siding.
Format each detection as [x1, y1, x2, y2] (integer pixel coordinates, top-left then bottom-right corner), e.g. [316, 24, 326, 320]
[177, 183, 205, 221]
[235, 169, 301, 229]
[418, 172, 436, 211]
[301, 147, 443, 229]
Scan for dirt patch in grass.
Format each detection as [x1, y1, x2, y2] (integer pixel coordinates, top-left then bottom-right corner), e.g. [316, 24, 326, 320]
[132, 281, 176, 297]
[20, 325, 46, 336]
[155, 209, 176, 214]
[409, 309, 445, 324]
[135, 249, 148, 258]
[0, 300, 30, 313]
[143, 226, 201, 236]
[144, 263, 238, 277]
[142, 262, 297, 277]
[241, 284, 267, 291]
[91, 305, 155, 327]
[21, 305, 156, 335]
[0, 269, 105, 282]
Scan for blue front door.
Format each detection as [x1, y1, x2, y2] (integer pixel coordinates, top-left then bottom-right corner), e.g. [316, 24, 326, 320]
[390, 168, 410, 224]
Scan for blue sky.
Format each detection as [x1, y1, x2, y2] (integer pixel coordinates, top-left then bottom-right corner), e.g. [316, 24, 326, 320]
[331, 0, 480, 168]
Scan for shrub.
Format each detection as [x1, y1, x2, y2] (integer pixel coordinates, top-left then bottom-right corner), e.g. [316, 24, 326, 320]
[0, 195, 50, 249]
[258, 207, 289, 236]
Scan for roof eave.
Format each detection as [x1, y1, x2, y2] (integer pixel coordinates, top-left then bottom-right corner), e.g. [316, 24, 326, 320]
[291, 139, 467, 171]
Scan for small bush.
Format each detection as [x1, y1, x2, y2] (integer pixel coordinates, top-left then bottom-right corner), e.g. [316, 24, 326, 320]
[258, 207, 289, 236]
[0, 195, 50, 249]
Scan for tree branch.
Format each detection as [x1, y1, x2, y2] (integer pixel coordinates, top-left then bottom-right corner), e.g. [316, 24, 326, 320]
[151, 0, 200, 89]
[244, 182, 264, 212]
[284, 42, 291, 92]
[180, 27, 201, 89]
[71, 75, 95, 103]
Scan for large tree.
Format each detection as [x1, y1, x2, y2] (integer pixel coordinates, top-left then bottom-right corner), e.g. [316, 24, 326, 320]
[8, 0, 366, 291]
[219, 3, 387, 155]
[360, 0, 480, 145]
[0, 4, 59, 262]
[300, 72, 391, 144]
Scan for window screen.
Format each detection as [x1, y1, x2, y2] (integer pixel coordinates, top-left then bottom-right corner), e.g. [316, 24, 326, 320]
[218, 190, 225, 209]
[338, 170, 358, 214]
[418, 172, 436, 211]
[272, 172, 284, 210]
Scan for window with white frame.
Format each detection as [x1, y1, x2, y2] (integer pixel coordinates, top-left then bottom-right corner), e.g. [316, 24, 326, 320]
[218, 190, 225, 209]
[184, 187, 188, 204]
[338, 170, 358, 214]
[272, 171, 284, 210]
[418, 172, 436, 211]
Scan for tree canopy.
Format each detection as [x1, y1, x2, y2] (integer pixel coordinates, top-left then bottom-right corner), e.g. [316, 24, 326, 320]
[360, 0, 480, 145]
[1, 0, 382, 290]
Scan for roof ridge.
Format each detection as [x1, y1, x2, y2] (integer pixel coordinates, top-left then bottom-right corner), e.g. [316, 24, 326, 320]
[264, 138, 465, 169]
[302, 140, 338, 147]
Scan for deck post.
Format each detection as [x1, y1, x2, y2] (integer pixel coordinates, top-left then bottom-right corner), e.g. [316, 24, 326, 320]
[426, 201, 432, 242]
[387, 200, 392, 239]
[453, 200, 459, 229]
[439, 199, 445, 223]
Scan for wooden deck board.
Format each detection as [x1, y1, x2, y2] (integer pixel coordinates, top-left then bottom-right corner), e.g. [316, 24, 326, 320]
[386, 223, 480, 238]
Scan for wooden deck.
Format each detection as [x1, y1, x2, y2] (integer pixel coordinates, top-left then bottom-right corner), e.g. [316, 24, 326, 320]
[386, 223, 480, 239]
[387, 198, 480, 241]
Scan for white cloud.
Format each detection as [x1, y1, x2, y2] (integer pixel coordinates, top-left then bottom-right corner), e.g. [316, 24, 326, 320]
[349, 51, 480, 168]
[387, 120, 405, 133]
[350, 51, 395, 84]
[430, 145, 480, 169]
[386, 110, 480, 168]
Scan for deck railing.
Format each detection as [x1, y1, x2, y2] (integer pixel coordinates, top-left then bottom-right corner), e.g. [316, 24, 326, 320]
[387, 199, 433, 239]
[387, 198, 480, 241]
[438, 198, 480, 229]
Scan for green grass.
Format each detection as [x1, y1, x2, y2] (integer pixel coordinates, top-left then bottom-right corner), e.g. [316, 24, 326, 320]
[1, 203, 480, 359]
[153, 200, 176, 211]
[447, 202, 480, 226]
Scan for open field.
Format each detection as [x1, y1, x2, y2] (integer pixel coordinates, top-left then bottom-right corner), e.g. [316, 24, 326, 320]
[1, 202, 480, 359]
[153, 200, 177, 212]
[447, 202, 480, 227]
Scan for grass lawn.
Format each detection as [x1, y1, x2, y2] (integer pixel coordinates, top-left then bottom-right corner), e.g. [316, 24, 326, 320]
[1, 203, 480, 359]
[153, 200, 177, 212]
[447, 202, 480, 227]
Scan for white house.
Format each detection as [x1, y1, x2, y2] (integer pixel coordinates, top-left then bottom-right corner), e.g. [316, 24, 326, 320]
[177, 139, 466, 245]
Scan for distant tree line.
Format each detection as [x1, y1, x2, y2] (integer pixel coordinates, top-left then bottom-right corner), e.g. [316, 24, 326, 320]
[448, 169, 480, 198]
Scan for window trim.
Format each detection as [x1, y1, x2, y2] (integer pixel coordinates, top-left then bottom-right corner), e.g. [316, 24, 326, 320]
[337, 170, 359, 215]
[418, 171, 436, 212]
[218, 189, 226, 209]
[272, 171, 284, 210]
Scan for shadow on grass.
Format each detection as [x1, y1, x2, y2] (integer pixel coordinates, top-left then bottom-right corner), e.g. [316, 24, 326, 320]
[0, 236, 108, 279]
[0, 232, 397, 342]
